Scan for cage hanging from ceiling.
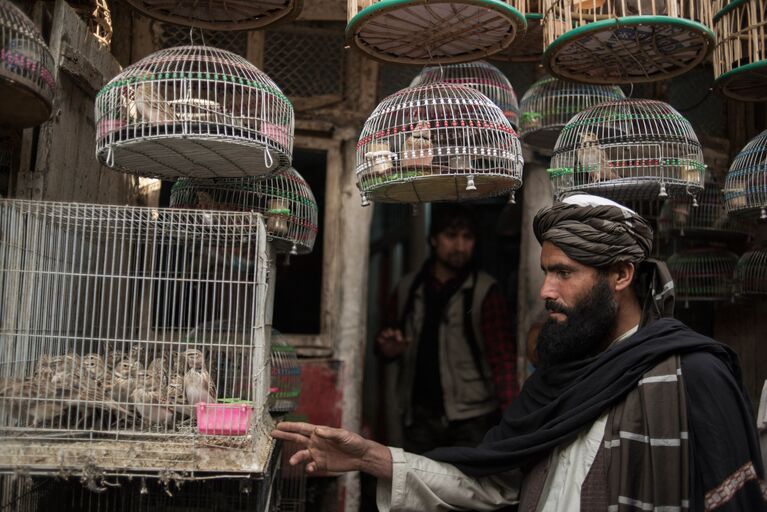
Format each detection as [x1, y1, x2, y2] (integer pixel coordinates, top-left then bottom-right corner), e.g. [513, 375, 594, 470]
[519, 75, 625, 152]
[95, 45, 294, 180]
[410, 60, 520, 129]
[734, 247, 767, 297]
[547, 99, 706, 201]
[269, 341, 300, 415]
[667, 247, 738, 304]
[712, 0, 767, 102]
[723, 129, 767, 220]
[169, 168, 318, 256]
[345, 0, 527, 65]
[0, 0, 55, 128]
[541, 0, 714, 84]
[123, 0, 303, 31]
[355, 82, 524, 205]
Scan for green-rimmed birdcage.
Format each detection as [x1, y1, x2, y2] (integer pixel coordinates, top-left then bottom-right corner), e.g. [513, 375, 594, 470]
[345, 0, 527, 65]
[541, 0, 714, 84]
[547, 99, 706, 201]
[410, 60, 521, 130]
[734, 246, 767, 297]
[95, 45, 294, 180]
[269, 341, 300, 415]
[519, 75, 625, 152]
[712, 0, 767, 102]
[355, 82, 524, 205]
[491, 0, 545, 62]
[667, 247, 739, 305]
[123, 0, 303, 31]
[169, 168, 317, 256]
[0, 0, 55, 128]
[723, 129, 767, 220]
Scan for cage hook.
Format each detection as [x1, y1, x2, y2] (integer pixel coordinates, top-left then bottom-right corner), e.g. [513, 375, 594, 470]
[658, 183, 668, 198]
[106, 146, 114, 167]
[290, 243, 298, 256]
[761, 207, 767, 221]
[264, 148, 274, 170]
[360, 193, 370, 207]
[508, 191, 516, 204]
[465, 175, 477, 192]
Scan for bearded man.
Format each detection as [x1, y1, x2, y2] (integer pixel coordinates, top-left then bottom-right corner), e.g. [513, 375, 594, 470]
[273, 194, 766, 512]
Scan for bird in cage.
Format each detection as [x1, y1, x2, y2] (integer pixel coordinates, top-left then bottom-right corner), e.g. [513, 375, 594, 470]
[49, 354, 82, 392]
[578, 131, 619, 183]
[82, 353, 108, 382]
[0, 378, 64, 427]
[183, 349, 217, 406]
[110, 359, 140, 403]
[131, 387, 176, 427]
[147, 356, 168, 385]
[133, 82, 176, 124]
[127, 344, 145, 365]
[401, 120, 434, 169]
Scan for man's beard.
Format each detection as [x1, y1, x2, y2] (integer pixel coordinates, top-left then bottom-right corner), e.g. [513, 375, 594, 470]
[536, 276, 618, 369]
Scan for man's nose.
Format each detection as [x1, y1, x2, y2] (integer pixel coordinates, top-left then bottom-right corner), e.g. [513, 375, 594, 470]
[539, 275, 558, 301]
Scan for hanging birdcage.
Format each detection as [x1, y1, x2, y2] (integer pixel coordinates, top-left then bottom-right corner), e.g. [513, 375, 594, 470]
[547, 99, 706, 201]
[269, 341, 300, 415]
[356, 83, 524, 205]
[0, 0, 55, 128]
[95, 45, 294, 180]
[123, 0, 302, 31]
[734, 247, 767, 297]
[667, 247, 738, 303]
[541, 0, 714, 84]
[410, 61, 520, 130]
[723, 129, 767, 220]
[492, 0, 545, 62]
[346, 0, 527, 65]
[169, 168, 318, 256]
[68, 0, 112, 48]
[0, 199, 275, 479]
[712, 0, 767, 102]
[519, 75, 625, 152]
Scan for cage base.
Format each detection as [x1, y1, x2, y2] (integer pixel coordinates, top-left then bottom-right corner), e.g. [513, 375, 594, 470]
[0, 74, 52, 129]
[362, 172, 521, 203]
[556, 179, 702, 203]
[715, 61, 767, 103]
[520, 126, 563, 153]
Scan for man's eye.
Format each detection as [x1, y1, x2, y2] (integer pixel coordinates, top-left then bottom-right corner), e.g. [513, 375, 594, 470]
[558, 271, 571, 278]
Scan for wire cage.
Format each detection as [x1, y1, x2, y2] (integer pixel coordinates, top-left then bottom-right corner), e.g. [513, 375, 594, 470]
[734, 247, 767, 297]
[274, 414, 307, 512]
[123, 0, 302, 31]
[95, 45, 294, 180]
[69, 0, 113, 48]
[723, 129, 767, 220]
[345, 0, 527, 65]
[0, 0, 55, 128]
[547, 99, 706, 202]
[712, 0, 767, 102]
[667, 247, 738, 304]
[0, 199, 276, 479]
[519, 75, 625, 152]
[355, 82, 524, 205]
[541, 0, 714, 84]
[268, 341, 300, 415]
[169, 169, 318, 256]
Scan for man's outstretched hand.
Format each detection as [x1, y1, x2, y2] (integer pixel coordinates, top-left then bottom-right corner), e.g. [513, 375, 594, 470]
[271, 421, 392, 480]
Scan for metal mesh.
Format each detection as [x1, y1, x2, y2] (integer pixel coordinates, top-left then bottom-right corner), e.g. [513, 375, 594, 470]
[542, 0, 714, 84]
[519, 76, 625, 152]
[548, 99, 706, 202]
[158, 24, 248, 57]
[94, 45, 294, 180]
[712, 0, 767, 101]
[0, 199, 273, 477]
[0, 475, 47, 512]
[268, 341, 300, 414]
[734, 247, 767, 297]
[0, 0, 55, 128]
[169, 168, 318, 255]
[667, 247, 738, 303]
[723, 129, 767, 220]
[356, 83, 524, 205]
[410, 60, 520, 130]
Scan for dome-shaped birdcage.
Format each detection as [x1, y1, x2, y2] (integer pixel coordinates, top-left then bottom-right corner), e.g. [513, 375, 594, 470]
[734, 246, 767, 297]
[723, 129, 767, 220]
[712, 0, 767, 102]
[667, 247, 739, 304]
[95, 45, 294, 180]
[269, 340, 301, 415]
[346, 0, 527, 65]
[541, 0, 714, 84]
[547, 99, 706, 202]
[169, 168, 318, 255]
[356, 82, 524, 205]
[410, 61, 520, 129]
[519, 76, 625, 152]
[0, 0, 55, 128]
[123, 0, 302, 31]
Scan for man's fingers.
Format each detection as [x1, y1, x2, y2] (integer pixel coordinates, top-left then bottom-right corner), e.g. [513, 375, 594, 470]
[271, 429, 309, 445]
[313, 426, 347, 441]
[289, 449, 313, 466]
[274, 421, 317, 436]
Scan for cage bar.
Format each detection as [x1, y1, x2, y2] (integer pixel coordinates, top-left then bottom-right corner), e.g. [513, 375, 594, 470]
[734, 247, 767, 297]
[723, 129, 767, 220]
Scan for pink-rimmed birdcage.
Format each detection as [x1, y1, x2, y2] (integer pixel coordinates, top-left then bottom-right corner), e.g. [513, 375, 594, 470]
[547, 99, 706, 202]
[723, 129, 767, 220]
[734, 246, 767, 298]
[541, 0, 714, 84]
[169, 168, 318, 256]
[410, 60, 520, 130]
[667, 247, 739, 306]
[519, 75, 625, 152]
[0, 0, 55, 128]
[356, 82, 524, 205]
[95, 45, 294, 180]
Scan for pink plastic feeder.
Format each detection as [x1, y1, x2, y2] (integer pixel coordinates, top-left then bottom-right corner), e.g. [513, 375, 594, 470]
[196, 402, 253, 436]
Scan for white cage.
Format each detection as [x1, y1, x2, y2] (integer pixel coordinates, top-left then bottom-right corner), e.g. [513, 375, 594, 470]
[95, 45, 294, 180]
[667, 247, 738, 305]
[734, 247, 767, 297]
[723, 129, 767, 220]
[0, 199, 274, 480]
[547, 99, 705, 201]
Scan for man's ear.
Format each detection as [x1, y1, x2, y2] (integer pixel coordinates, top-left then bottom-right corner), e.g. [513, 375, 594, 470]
[612, 262, 636, 292]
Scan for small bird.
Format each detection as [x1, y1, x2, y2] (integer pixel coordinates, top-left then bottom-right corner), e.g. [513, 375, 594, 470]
[49, 354, 81, 392]
[184, 349, 207, 371]
[577, 131, 619, 183]
[82, 353, 108, 382]
[402, 120, 433, 169]
[133, 82, 176, 124]
[111, 359, 140, 403]
[184, 367, 217, 407]
[131, 387, 176, 427]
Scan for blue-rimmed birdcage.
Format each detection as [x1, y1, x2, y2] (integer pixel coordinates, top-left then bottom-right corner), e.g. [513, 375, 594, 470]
[667, 247, 739, 306]
[723, 129, 767, 220]
[95, 45, 294, 180]
[123, 0, 303, 30]
[269, 341, 300, 415]
[734, 246, 767, 297]
[547, 99, 706, 202]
